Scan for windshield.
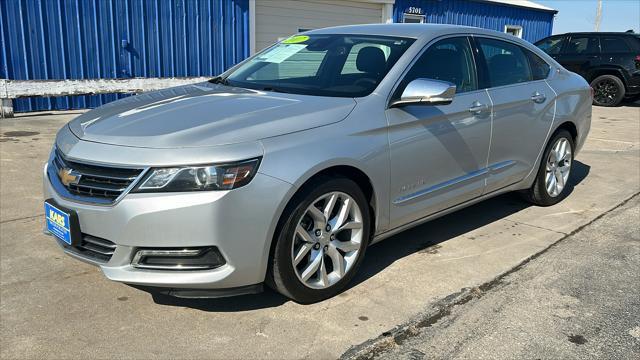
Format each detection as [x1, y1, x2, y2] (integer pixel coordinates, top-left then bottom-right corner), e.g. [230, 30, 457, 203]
[224, 34, 415, 97]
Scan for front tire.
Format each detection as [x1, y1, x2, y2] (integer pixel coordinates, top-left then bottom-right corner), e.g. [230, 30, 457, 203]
[268, 177, 371, 303]
[525, 129, 575, 206]
[591, 74, 625, 107]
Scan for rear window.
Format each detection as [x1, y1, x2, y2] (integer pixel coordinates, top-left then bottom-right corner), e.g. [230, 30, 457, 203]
[527, 51, 551, 80]
[600, 37, 632, 53]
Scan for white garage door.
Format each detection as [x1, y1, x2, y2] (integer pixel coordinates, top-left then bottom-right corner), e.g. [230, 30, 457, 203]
[255, 0, 385, 52]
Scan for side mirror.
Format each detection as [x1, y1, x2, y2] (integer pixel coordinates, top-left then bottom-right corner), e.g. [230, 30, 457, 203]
[390, 79, 456, 107]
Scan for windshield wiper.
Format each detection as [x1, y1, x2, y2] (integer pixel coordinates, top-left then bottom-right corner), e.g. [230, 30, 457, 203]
[208, 76, 229, 85]
[260, 86, 290, 94]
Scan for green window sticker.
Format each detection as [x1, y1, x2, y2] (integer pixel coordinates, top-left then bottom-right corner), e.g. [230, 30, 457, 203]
[282, 35, 309, 44]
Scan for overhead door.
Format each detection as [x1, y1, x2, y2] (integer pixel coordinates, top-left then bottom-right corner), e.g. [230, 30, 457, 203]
[255, 0, 385, 51]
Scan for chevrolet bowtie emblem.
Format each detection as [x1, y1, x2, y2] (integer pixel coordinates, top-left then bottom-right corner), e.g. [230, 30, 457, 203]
[58, 168, 81, 187]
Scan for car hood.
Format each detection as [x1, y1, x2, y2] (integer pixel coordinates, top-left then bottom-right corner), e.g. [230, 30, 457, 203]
[68, 82, 357, 148]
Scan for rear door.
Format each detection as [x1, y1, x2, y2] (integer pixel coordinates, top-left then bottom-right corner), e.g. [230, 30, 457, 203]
[473, 37, 556, 193]
[557, 35, 601, 78]
[599, 35, 637, 79]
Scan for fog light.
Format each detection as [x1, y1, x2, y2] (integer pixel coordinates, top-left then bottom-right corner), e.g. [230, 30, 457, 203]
[132, 247, 225, 270]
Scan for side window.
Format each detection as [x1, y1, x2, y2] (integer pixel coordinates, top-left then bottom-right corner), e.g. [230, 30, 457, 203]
[477, 38, 532, 87]
[535, 36, 564, 55]
[565, 36, 600, 54]
[600, 37, 631, 53]
[527, 51, 551, 80]
[397, 37, 477, 95]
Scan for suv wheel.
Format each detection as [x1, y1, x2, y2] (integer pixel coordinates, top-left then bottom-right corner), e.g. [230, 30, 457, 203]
[591, 74, 625, 107]
[268, 177, 371, 303]
[525, 129, 575, 206]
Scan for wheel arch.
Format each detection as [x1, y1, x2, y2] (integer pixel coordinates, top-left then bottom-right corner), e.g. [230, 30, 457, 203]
[520, 119, 581, 191]
[588, 67, 627, 87]
[281, 163, 378, 238]
[555, 121, 578, 143]
[312, 166, 376, 227]
[263, 163, 379, 283]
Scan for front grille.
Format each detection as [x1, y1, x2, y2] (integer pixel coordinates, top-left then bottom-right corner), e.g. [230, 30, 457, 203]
[50, 149, 144, 204]
[59, 234, 117, 263]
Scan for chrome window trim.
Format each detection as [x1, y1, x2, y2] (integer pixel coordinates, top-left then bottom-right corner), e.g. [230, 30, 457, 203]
[46, 149, 149, 207]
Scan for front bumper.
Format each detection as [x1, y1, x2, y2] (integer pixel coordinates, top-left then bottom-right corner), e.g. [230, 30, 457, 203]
[43, 163, 294, 291]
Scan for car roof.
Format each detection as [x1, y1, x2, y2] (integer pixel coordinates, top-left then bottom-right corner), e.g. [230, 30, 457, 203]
[559, 32, 638, 36]
[304, 23, 513, 40]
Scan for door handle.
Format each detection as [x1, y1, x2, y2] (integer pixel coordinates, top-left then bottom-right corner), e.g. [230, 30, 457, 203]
[531, 92, 546, 104]
[468, 101, 489, 114]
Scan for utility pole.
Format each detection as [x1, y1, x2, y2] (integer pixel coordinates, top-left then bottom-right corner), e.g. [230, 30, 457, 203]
[594, 0, 602, 32]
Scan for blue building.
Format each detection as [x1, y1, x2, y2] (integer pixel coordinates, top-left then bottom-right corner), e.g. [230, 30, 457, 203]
[1, 0, 556, 113]
[393, 0, 556, 43]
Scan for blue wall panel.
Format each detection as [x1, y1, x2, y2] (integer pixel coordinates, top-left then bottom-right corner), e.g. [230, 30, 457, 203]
[0, 0, 250, 112]
[394, 0, 555, 43]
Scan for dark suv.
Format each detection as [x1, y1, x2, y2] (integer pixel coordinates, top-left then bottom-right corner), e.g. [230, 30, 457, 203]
[535, 32, 640, 106]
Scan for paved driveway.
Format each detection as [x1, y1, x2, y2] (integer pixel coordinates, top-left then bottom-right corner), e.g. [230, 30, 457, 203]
[1, 103, 638, 359]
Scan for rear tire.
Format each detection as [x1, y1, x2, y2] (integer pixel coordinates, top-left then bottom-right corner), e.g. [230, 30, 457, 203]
[591, 74, 625, 107]
[524, 129, 575, 206]
[267, 176, 371, 304]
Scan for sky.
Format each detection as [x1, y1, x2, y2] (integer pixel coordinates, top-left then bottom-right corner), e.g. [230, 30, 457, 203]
[536, 0, 640, 34]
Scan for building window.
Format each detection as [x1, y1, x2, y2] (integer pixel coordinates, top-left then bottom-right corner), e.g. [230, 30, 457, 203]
[504, 25, 523, 38]
[403, 13, 425, 23]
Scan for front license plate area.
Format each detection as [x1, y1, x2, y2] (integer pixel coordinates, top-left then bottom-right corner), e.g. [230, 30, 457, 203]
[45, 200, 81, 246]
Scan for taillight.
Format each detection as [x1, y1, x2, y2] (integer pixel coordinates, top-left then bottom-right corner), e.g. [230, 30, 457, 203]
[635, 55, 640, 61]
[590, 86, 595, 99]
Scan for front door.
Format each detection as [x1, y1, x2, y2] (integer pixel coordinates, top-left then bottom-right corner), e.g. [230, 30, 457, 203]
[386, 36, 492, 228]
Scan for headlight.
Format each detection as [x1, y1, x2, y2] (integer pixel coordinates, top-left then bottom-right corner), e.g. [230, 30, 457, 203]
[132, 158, 261, 193]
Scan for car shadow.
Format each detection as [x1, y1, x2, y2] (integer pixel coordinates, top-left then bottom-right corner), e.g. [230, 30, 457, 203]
[142, 161, 590, 311]
[620, 95, 640, 107]
[144, 286, 289, 312]
[349, 160, 589, 290]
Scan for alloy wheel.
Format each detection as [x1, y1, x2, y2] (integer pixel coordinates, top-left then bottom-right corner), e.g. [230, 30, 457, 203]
[593, 79, 619, 105]
[545, 137, 572, 197]
[291, 192, 364, 289]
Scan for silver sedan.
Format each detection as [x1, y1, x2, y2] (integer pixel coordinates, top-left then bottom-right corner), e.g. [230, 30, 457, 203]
[43, 24, 591, 303]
